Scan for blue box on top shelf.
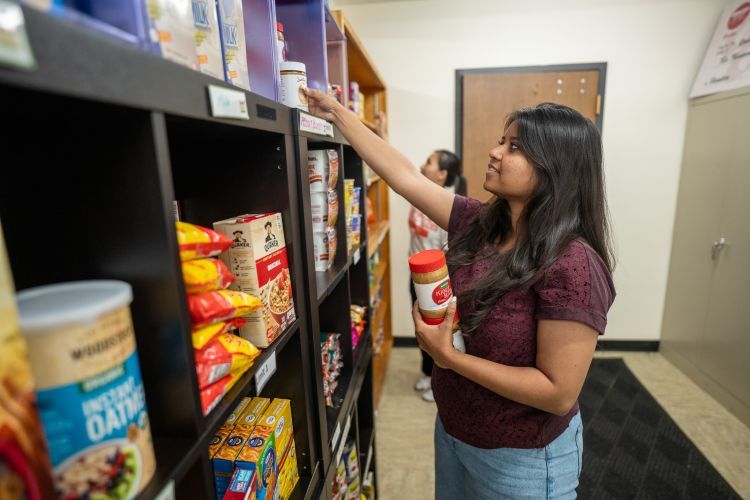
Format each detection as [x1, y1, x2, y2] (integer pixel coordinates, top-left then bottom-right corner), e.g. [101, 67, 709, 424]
[217, 0, 251, 90]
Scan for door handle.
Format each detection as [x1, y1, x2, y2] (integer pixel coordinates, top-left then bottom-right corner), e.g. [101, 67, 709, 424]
[711, 237, 728, 260]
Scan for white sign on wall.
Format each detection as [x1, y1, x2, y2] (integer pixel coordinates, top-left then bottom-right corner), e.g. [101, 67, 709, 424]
[690, 1, 750, 98]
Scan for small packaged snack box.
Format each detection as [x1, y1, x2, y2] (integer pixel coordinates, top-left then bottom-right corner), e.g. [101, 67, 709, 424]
[223, 467, 257, 500]
[213, 398, 271, 498]
[214, 214, 296, 347]
[209, 397, 252, 458]
[145, 0, 200, 70]
[217, 0, 251, 90]
[257, 399, 294, 460]
[192, 0, 224, 79]
[235, 426, 277, 500]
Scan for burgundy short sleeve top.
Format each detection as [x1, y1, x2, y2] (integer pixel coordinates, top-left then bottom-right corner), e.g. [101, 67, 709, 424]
[432, 195, 616, 449]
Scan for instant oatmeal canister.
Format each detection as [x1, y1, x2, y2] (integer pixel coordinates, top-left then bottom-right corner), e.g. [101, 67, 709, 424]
[17, 281, 156, 499]
[408, 249, 453, 324]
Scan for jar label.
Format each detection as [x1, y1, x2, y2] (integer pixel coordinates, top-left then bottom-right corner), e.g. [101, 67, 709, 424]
[414, 278, 453, 311]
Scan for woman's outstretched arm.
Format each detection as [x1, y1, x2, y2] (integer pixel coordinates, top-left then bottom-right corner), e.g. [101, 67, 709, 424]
[305, 88, 455, 230]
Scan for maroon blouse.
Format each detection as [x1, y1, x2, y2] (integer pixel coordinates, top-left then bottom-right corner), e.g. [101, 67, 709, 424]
[432, 196, 616, 449]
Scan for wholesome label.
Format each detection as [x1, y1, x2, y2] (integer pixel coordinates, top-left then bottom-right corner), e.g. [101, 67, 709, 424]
[414, 278, 453, 311]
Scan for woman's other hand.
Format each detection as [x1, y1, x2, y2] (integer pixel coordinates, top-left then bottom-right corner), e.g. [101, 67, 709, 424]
[302, 87, 342, 122]
[413, 300, 458, 369]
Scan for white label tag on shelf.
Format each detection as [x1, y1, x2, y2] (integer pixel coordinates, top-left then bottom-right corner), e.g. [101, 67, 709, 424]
[155, 481, 175, 500]
[254, 350, 277, 394]
[208, 85, 249, 120]
[331, 422, 341, 451]
[299, 112, 334, 137]
[335, 413, 353, 464]
[353, 248, 361, 265]
[0, 2, 36, 70]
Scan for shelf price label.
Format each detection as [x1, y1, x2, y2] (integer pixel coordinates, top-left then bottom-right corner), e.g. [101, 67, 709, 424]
[254, 350, 277, 394]
[0, 2, 36, 71]
[208, 85, 249, 120]
[331, 421, 341, 451]
[353, 248, 361, 266]
[155, 481, 175, 500]
[299, 112, 334, 137]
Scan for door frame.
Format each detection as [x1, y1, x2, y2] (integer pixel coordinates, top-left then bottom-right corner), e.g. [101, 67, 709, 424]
[455, 62, 608, 158]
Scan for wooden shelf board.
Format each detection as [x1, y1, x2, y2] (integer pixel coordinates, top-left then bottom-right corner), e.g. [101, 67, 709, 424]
[361, 118, 378, 132]
[331, 10, 386, 89]
[366, 174, 382, 188]
[369, 261, 388, 298]
[367, 220, 390, 259]
[373, 336, 393, 407]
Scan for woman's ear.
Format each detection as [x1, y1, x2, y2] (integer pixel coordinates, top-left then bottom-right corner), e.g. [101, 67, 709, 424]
[437, 169, 448, 184]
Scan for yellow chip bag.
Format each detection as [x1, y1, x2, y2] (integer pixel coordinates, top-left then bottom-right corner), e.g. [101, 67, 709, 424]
[195, 333, 260, 388]
[192, 318, 247, 350]
[176, 221, 232, 261]
[188, 290, 262, 327]
[182, 258, 235, 294]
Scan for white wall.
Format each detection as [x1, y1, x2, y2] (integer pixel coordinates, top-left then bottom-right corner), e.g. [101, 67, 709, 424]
[332, 0, 730, 340]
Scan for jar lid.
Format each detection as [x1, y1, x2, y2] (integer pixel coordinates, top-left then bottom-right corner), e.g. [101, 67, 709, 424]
[422, 316, 445, 326]
[408, 249, 446, 273]
[17, 280, 133, 333]
[277, 22, 284, 31]
[280, 61, 306, 73]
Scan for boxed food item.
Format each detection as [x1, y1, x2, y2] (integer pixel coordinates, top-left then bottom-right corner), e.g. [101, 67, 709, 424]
[223, 467, 257, 500]
[343, 441, 359, 481]
[213, 397, 271, 497]
[256, 399, 293, 460]
[64, 0, 150, 47]
[351, 215, 362, 249]
[209, 397, 253, 458]
[217, 0, 250, 90]
[235, 425, 277, 500]
[213, 213, 296, 347]
[277, 440, 299, 500]
[192, 0, 224, 79]
[344, 179, 354, 218]
[0, 224, 55, 499]
[352, 187, 361, 215]
[313, 231, 329, 272]
[145, 0, 200, 70]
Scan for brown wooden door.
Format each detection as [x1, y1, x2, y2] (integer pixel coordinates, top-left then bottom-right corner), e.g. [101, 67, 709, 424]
[460, 67, 603, 201]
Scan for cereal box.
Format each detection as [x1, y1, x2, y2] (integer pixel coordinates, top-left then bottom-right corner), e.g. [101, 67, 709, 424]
[257, 399, 294, 460]
[235, 426, 277, 500]
[217, 0, 250, 90]
[223, 467, 258, 500]
[192, 0, 224, 79]
[213, 398, 270, 498]
[214, 214, 296, 347]
[278, 441, 299, 500]
[145, 0, 200, 70]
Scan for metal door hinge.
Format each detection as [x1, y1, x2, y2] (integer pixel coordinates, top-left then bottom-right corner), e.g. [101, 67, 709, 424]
[711, 237, 728, 260]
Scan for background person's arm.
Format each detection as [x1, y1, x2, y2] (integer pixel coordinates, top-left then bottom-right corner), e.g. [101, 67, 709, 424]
[305, 88, 455, 230]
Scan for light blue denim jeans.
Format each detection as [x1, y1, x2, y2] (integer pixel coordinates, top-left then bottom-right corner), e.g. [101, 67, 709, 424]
[435, 412, 583, 499]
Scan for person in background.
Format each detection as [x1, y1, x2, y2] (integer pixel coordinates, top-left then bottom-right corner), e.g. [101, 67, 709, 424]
[304, 87, 615, 499]
[409, 150, 466, 402]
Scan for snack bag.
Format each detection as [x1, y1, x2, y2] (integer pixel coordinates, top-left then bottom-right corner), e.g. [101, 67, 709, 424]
[200, 371, 243, 415]
[195, 333, 260, 388]
[192, 318, 247, 350]
[182, 258, 236, 294]
[188, 290, 262, 327]
[176, 221, 232, 261]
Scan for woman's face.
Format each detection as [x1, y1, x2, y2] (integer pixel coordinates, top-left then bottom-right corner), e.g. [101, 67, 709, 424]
[420, 152, 447, 186]
[484, 121, 537, 202]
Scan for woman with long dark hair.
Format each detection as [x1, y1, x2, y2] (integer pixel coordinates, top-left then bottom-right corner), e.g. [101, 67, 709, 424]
[305, 88, 615, 499]
[409, 149, 465, 401]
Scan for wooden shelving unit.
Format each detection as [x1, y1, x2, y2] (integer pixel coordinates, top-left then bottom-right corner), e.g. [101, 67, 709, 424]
[0, 4, 388, 500]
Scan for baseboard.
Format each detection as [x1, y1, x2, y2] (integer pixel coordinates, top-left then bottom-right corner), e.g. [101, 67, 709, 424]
[395, 337, 659, 352]
[393, 337, 419, 348]
[596, 340, 659, 351]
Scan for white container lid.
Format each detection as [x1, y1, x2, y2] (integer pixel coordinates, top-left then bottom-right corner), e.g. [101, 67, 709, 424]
[280, 61, 306, 73]
[17, 280, 133, 333]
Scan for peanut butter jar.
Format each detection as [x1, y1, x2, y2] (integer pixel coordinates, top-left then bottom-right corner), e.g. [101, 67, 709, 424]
[408, 250, 453, 324]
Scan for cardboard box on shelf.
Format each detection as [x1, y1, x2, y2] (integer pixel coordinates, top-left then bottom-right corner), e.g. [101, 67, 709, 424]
[278, 440, 299, 500]
[256, 399, 294, 461]
[223, 467, 257, 500]
[214, 214, 296, 348]
[235, 425, 277, 500]
[209, 397, 252, 458]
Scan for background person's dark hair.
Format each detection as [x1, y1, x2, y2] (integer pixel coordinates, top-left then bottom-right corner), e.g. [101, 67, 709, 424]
[446, 103, 614, 335]
[435, 149, 467, 196]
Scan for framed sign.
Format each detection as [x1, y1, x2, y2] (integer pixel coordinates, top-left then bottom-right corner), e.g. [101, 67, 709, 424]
[690, 1, 750, 98]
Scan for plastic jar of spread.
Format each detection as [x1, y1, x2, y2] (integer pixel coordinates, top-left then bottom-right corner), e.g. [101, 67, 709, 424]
[408, 249, 453, 324]
[279, 61, 308, 111]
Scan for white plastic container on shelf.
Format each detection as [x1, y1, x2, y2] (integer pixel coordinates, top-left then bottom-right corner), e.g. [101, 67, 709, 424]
[16, 281, 156, 499]
[279, 61, 309, 111]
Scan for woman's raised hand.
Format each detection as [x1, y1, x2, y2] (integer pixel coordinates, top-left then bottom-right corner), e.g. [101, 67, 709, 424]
[302, 88, 342, 122]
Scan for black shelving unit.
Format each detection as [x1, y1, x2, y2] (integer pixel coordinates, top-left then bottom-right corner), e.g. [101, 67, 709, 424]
[0, 6, 379, 500]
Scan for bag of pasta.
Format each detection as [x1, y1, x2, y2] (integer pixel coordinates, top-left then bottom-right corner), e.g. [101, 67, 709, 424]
[188, 290, 262, 327]
[195, 332, 260, 389]
[182, 258, 235, 294]
[176, 221, 232, 261]
[192, 318, 247, 350]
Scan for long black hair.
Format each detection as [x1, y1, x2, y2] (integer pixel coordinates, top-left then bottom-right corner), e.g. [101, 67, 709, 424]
[447, 103, 614, 335]
[435, 150, 467, 196]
